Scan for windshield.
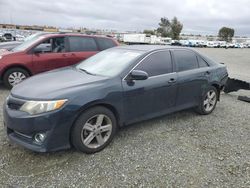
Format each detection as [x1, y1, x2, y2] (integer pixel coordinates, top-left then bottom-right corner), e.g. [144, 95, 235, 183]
[12, 33, 44, 52]
[76, 49, 143, 77]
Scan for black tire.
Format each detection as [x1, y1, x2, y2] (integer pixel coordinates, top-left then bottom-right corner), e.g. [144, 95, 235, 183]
[71, 106, 117, 154]
[195, 86, 218, 115]
[3, 68, 30, 89]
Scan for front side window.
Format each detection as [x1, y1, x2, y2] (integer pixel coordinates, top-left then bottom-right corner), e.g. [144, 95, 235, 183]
[174, 50, 198, 72]
[33, 37, 65, 53]
[69, 36, 98, 52]
[135, 51, 173, 77]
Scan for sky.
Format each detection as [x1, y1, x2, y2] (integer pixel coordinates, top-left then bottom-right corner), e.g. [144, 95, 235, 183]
[0, 0, 249, 36]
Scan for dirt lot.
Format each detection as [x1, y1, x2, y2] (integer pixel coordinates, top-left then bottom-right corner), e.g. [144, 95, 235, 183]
[0, 48, 250, 187]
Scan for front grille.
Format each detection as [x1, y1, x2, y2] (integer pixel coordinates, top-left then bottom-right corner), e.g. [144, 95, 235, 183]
[7, 95, 26, 110]
[8, 103, 22, 110]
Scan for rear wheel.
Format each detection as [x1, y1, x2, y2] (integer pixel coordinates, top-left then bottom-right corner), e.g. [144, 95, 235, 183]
[195, 86, 218, 115]
[71, 106, 117, 153]
[3, 68, 30, 89]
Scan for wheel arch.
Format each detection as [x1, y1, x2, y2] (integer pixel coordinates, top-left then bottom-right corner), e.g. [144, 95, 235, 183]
[69, 102, 121, 146]
[211, 82, 221, 101]
[1, 64, 32, 80]
[78, 102, 120, 124]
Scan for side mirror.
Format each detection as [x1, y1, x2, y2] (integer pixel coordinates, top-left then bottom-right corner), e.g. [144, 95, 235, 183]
[127, 70, 148, 81]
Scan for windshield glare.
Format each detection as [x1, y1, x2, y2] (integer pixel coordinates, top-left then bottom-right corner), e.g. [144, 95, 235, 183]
[12, 33, 44, 52]
[76, 49, 143, 77]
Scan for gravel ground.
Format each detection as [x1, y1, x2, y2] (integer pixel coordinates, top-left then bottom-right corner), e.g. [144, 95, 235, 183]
[0, 48, 250, 187]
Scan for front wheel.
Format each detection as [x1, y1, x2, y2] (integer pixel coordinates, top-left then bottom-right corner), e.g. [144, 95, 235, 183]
[195, 86, 218, 115]
[71, 106, 117, 153]
[3, 68, 30, 89]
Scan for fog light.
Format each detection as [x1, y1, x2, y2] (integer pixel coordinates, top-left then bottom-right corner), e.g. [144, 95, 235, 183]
[34, 133, 46, 143]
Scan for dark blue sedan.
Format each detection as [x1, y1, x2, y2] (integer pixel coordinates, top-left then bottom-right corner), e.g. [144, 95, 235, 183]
[3, 45, 228, 153]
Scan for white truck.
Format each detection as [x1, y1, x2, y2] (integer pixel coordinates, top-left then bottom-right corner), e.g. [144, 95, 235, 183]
[123, 34, 171, 45]
[123, 34, 150, 44]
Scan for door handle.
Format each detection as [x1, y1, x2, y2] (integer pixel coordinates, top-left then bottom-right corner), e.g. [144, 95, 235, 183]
[168, 78, 176, 83]
[205, 71, 211, 75]
[62, 54, 68, 57]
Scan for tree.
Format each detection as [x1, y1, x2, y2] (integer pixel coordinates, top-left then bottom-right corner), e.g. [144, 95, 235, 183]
[143, 29, 155, 35]
[170, 17, 183, 40]
[218, 27, 234, 42]
[157, 17, 183, 39]
[157, 17, 171, 37]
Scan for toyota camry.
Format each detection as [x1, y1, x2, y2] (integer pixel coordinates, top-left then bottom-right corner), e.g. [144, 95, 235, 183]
[3, 45, 228, 153]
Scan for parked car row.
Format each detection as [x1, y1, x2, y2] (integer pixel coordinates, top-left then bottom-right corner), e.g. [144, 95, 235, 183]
[175, 40, 250, 48]
[0, 33, 17, 42]
[0, 41, 22, 51]
[0, 32, 119, 88]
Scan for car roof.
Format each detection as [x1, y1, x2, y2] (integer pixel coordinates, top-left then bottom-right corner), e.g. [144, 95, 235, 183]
[37, 32, 113, 39]
[115, 45, 217, 66]
[116, 45, 193, 52]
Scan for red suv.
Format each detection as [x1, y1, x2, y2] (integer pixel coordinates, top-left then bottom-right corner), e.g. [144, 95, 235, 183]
[0, 33, 119, 88]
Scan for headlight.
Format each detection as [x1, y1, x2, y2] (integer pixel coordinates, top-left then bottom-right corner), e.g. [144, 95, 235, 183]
[20, 99, 68, 115]
[0, 56, 2, 60]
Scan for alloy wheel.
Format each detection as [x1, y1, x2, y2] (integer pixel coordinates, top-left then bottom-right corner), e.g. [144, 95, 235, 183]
[81, 114, 112, 149]
[203, 90, 217, 112]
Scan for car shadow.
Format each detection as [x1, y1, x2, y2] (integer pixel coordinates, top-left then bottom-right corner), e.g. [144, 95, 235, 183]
[0, 84, 8, 91]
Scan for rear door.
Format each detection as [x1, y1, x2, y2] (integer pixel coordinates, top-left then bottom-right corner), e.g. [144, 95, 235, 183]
[66, 36, 99, 66]
[32, 37, 68, 73]
[172, 49, 210, 108]
[122, 50, 178, 123]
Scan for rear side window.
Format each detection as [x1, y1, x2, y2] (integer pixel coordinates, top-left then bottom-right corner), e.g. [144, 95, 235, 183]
[197, 56, 209, 67]
[135, 51, 173, 77]
[68, 36, 98, 52]
[174, 50, 198, 72]
[96, 38, 116, 50]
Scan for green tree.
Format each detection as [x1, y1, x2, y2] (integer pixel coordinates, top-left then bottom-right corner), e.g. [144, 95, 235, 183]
[170, 17, 183, 40]
[143, 29, 155, 35]
[157, 17, 171, 37]
[218, 27, 234, 42]
[157, 17, 183, 39]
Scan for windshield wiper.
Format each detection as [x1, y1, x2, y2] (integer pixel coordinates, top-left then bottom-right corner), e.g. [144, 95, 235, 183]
[79, 68, 96, 76]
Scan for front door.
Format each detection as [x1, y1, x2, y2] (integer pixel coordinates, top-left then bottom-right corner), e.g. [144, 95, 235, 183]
[122, 50, 177, 124]
[32, 37, 68, 73]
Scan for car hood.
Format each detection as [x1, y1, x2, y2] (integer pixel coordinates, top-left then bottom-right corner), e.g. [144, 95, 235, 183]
[0, 49, 12, 55]
[0, 49, 22, 56]
[11, 67, 109, 100]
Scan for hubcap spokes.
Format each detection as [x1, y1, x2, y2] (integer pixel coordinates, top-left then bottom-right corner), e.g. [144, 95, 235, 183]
[81, 114, 112, 148]
[204, 90, 216, 112]
[8, 72, 26, 86]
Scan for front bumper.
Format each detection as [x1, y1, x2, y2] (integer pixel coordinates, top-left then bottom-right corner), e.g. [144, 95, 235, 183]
[3, 96, 75, 152]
